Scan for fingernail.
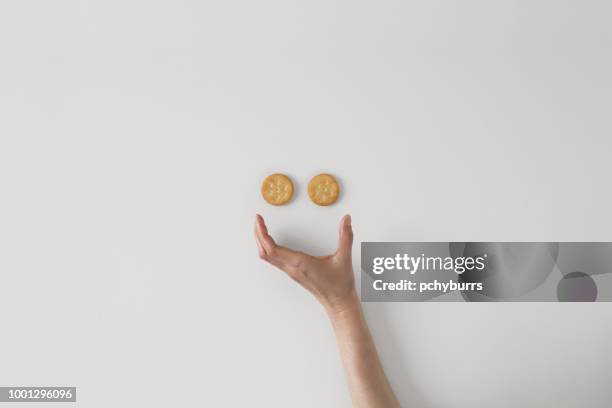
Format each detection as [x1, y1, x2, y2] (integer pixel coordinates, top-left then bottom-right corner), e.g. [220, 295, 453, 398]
[346, 214, 352, 226]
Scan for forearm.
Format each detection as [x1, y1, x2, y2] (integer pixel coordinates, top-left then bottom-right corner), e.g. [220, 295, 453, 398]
[254, 214, 397, 405]
[327, 292, 400, 408]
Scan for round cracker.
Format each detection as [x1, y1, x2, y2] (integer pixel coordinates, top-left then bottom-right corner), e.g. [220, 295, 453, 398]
[261, 173, 294, 205]
[308, 173, 340, 206]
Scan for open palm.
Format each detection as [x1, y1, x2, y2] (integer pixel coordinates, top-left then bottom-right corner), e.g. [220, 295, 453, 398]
[254, 214, 356, 313]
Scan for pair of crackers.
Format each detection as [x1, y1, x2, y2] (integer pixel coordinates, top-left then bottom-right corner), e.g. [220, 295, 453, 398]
[261, 173, 339, 206]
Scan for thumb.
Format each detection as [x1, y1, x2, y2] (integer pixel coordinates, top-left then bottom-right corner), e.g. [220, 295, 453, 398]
[337, 214, 353, 256]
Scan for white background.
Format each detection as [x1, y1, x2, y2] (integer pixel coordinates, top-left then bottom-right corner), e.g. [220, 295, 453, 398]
[1, 0, 611, 407]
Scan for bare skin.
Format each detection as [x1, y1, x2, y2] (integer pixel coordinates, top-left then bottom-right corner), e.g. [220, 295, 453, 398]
[255, 214, 401, 408]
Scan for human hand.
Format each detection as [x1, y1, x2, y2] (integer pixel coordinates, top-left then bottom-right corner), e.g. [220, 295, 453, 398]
[256, 214, 400, 407]
[254, 214, 357, 315]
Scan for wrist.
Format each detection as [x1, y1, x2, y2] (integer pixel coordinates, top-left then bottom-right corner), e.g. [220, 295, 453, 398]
[324, 289, 361, 320]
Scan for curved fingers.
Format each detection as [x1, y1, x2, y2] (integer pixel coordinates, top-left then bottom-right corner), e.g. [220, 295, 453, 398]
[255, 214, 306, 277]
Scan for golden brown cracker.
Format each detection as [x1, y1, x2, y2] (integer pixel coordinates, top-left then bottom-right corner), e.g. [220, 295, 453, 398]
[308, 173, 339, 206]
[261, 173, 294, 205]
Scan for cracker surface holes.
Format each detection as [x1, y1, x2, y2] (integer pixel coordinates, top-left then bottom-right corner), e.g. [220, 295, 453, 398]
[261, 173, 294, 205]
[308, 173, 339, 206]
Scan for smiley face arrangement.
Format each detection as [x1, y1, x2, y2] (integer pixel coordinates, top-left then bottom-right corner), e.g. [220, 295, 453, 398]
[308, 173, 340, 206]
[261, 173, 294, 205]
